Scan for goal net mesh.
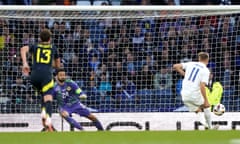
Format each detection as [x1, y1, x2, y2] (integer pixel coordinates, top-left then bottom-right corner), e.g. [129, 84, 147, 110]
[0, 8, 239, 115]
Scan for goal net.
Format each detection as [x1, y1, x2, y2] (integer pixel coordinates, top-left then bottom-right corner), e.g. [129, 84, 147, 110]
[0, 6, 240, 131]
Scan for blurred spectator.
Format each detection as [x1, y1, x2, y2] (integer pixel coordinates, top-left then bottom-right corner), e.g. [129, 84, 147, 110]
[85, 79, 100, 108]
[141, 16, 155, 33]
[200, 16, 218, 30]
[118, 26, 130, 57]
[67, 55, 87, 88]
[150, 0, 175, 5]
[120, 0, 175, 5]
[120, 0, 138, 5]
[231, 0, 240, 4]
[54, 21, 67, 59]
[22, 32, 35, 45]
[96, 63, 110, 84]
[142, 54, 155, 71]
[82, 29, 94, 54]
[63, 31, 75, 63]
[223, 51, 232, 90]
[199, 25, 213, 53]
[106, 19, 120, 40]
[115, 75, 136, 100]
[107, 40, 118, 56]
[135, 64, 153, 89]
[89, 53, 101, 72]
[131, 25, 144, 52]
[143, 32, 156, 55]
[10, 75, 27, 113]
[36, 0, 76, 5]
[124, 52, 138, 76]
[110, 61, 127, 96]
[154, 65, 172, 90]
[179, 41, 193, 63]
[4, 54, 22, 87]
[0, 86, 11, 106]
[98, 72, 112, 100]
[55, 0, 77, 5]
[214, 16, 235, 80]
[232, 17, 240, 97]
[1, 0, 32, 5]
[180, 0, 220, 5]
[72, 24, 82, 40]
[106, 51, 117, 71]
[98, 38, 108, 59]
[158, 47, 171, 66]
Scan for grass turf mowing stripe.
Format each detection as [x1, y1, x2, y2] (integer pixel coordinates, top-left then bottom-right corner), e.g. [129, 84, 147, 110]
[0, 131, 239, 144]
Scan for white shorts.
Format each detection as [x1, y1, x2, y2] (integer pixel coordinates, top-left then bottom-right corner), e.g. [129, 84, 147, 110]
[181, 91, 204, 112]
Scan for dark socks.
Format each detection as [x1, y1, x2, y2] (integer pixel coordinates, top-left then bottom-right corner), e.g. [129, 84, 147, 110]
[45, 101, 52, 117]
[65, 116, 83, 130]
[93, 120, 104, 131]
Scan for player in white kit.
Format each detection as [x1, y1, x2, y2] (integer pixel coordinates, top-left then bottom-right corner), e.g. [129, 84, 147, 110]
[173, 52, 212, 129]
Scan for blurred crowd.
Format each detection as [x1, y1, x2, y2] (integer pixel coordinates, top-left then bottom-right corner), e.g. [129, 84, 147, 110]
[0, 2, 240, 113]
[0, 0, 240, 5]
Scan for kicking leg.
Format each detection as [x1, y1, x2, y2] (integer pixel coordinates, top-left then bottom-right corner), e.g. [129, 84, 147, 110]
[195, 105, 212, 129]
[203, 107, 212, 129]
[195, 110, 209, 129]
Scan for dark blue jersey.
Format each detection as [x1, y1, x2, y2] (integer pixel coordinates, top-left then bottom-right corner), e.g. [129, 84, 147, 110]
[29, 44, 59, 73]
[53, 79, 82, 107]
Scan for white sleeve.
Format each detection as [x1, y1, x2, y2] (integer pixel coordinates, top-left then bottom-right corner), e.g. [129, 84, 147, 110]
[181, 62, 188, 70]
[200, 69, 210, 85]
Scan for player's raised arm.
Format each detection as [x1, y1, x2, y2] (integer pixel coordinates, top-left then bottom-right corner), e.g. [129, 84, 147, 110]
[20, 45, 30, 76]
[173, 63, 185, 76]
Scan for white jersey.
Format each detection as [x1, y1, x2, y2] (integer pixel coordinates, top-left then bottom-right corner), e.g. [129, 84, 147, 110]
[181, 62, 210, 96]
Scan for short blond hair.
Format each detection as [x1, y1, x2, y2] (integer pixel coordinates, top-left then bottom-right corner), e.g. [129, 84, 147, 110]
[198, 52, 209, 61]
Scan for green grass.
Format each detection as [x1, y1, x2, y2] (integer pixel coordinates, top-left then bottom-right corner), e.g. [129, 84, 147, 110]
[0, 131, 240, 144]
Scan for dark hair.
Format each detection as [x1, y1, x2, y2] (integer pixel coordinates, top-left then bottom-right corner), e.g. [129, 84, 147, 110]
[40, 29, 52, 42]
[56, 68, 65, 75]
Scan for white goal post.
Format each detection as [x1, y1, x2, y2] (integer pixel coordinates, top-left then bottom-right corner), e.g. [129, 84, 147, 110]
[0, 6, 240, 131]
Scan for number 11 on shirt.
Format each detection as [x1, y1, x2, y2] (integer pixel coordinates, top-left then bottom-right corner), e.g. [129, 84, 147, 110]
[188, 67, 199, 82]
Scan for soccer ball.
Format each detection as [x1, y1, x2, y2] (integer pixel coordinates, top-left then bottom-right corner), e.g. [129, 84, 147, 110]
[213, 104, 225, 116]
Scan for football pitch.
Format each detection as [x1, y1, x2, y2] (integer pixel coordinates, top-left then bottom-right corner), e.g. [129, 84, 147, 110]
[0, 131, 240, 144]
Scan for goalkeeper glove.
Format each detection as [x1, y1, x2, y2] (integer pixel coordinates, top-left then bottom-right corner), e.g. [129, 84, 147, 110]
[79, 93, 87, 99]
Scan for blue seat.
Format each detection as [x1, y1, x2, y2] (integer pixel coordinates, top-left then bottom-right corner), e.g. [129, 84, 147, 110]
[137, 89, 154, 110]
[153, 89, 172, 104]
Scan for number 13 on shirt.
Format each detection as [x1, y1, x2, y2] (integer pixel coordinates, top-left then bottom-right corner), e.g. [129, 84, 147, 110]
[36, 48, 51, 64]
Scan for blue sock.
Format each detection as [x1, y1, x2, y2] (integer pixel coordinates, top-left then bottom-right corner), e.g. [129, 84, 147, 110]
[93, 120, 104, 131]
[65, 116, 83, 130]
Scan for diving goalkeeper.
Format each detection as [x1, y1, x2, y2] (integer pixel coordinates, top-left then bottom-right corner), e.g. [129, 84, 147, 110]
[53, 68, 104, 131]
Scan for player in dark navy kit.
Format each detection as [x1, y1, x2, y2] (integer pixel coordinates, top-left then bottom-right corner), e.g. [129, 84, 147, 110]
[53, 68, 104, 131]
[20, 29, 61, 132]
